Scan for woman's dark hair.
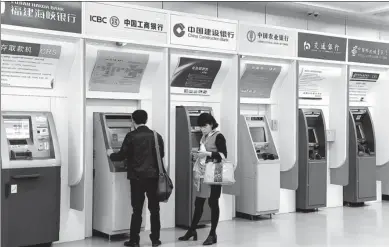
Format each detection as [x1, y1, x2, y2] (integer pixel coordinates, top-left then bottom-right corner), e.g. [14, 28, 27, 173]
[197, 113, 219, 129]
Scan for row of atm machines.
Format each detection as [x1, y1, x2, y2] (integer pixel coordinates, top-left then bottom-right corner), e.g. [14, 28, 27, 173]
[0, 106, 377, 245]
[296, 107, 376, 211]
[173, 104, 376, 222]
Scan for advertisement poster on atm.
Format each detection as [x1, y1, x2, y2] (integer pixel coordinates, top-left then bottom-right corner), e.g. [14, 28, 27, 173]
[298, 65, 342, 99]
[89, 50, 149, 93]
[240, 64, 282, 98]
[170, 57, 222, 96]
[1, 40, 61, 89]
[349, 71, 380, 102]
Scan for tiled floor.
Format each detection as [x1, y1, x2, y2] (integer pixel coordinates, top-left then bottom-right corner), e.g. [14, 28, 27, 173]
[57, 202, 389, 247]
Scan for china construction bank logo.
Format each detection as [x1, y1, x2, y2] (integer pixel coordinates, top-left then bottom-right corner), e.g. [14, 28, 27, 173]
[247, 30, 256, 42]
[173, 23, 185, 37]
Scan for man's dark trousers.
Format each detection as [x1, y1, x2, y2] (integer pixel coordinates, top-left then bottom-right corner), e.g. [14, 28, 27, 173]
[130, 178, 160, 243]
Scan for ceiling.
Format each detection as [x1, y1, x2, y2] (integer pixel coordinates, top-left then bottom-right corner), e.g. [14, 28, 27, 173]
[292, 1, 389, 24]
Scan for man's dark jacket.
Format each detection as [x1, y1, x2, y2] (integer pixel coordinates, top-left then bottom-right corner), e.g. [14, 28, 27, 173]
[110, 125, 165, 180]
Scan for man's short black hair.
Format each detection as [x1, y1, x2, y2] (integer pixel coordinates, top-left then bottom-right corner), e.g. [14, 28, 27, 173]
[197, 113, 219, 129]
[132, 110, 148, 125]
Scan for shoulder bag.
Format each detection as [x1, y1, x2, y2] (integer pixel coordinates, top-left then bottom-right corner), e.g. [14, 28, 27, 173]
[153, 131, 174, 203]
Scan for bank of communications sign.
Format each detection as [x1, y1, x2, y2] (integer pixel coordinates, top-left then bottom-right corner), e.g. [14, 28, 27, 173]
[170, 14, 237, 51]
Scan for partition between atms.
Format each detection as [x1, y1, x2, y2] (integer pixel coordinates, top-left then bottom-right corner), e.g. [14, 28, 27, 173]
[346, 63, 389, 204]
[0, 18, 85, 244]
[83, 2, 171, 237]
[236, 55, 298, 217]
[169, 37, 239, 227]
[297, 59, 349, 211]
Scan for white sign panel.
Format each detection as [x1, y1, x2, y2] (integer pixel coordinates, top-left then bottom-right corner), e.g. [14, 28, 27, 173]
[1, 40, 61, 89]
[170, 14, 237, 51]
[239, 24, 297, 57]
[89, 50, 149, 93]
[84, 2, 168, 44]
[349, 71, 379, 102]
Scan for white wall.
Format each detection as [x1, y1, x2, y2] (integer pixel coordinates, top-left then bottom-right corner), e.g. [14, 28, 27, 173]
[130, 2, 389, 41]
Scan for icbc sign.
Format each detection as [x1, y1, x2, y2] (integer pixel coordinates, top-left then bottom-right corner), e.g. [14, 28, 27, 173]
[90, 15, 107, 23]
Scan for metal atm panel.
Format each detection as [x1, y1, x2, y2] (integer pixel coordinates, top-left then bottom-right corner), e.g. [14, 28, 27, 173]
[344, 108, 376, 204]
[236, 115, 280, 218]
[296, 109, 327, 211]
[175, 106, 213, 228]
[93, 112, 144, 236]
[1, 112, 61, 247]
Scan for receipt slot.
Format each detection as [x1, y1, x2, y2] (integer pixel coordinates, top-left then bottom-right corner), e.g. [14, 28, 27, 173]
[296, 109, 327, 211]
[344, 108, 376, 206]
[1, 112, 61, 247]
[93, 113, 145, 236]
[175, 106, 213, 228]
[236, 115, 280, 219]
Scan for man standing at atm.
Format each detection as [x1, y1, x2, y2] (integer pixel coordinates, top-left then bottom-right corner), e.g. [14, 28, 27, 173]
[107, 109, 164, 247]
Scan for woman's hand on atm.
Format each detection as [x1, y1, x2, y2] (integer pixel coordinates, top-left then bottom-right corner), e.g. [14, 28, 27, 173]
[107, 149, 114, 157]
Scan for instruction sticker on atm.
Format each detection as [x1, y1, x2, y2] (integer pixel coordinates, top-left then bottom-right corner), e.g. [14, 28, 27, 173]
[349, 71, 379, 102]
[240, 64, 281, 98]
[1, 40, 61, 89]
[89, 50, 149, 93]
[171, 57, 222, 96]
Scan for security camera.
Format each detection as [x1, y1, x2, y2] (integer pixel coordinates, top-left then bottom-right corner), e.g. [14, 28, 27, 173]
[115, 42, 127, 47]
[308, 12, 320, 18]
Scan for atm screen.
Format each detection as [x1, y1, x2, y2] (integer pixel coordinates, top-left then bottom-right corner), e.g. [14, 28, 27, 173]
[109, 128, 130, 149]
[190, 116, 199, 127]
[308, 128, 317, 144]
[356, 124, 364, 139]
[3, 118, 31, 140]
[191, 132, 203, 148]
[250, 127, 266, 142]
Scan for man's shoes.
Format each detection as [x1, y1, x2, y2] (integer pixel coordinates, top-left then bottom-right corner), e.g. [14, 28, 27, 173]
[203, 234, 217, 245]
[150, 233, 162, 246]
[151, 239, 162, 246]
[123, 240, 140, 247]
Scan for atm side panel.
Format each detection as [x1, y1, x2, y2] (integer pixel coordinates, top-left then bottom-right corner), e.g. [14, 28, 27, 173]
[175, 107, 192, 227]
[296, 110, 309, 208]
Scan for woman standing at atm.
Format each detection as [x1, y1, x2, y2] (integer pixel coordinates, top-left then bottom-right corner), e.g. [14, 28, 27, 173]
[178, 113, 227, 246]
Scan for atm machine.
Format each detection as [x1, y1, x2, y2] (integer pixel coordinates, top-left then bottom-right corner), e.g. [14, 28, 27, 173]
[344, 108, 376, 206]
[236, 115, 280, 219]
[175, 106, 213, 228]
[296, 109, 327, 211]
[1, 112, 61, 247]
[93, 113, 145, 237]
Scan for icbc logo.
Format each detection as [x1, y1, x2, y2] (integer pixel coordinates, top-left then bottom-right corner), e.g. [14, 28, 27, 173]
[90, 15, 107, 24]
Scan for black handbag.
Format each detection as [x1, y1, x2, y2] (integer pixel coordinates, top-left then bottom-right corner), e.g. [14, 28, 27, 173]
[153, 131, 173, 203]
